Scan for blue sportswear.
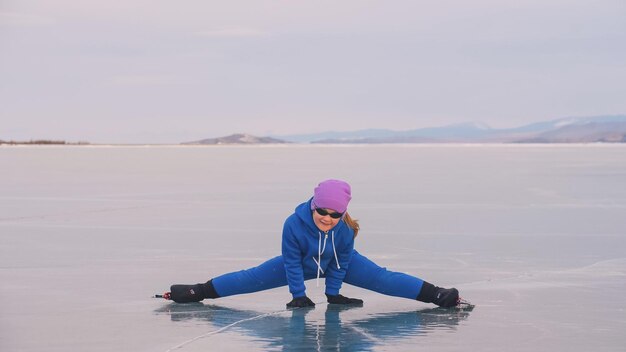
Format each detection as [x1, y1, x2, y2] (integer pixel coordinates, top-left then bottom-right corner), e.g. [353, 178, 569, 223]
[282, 198, 354, 297]
[210, 198, 426, 300]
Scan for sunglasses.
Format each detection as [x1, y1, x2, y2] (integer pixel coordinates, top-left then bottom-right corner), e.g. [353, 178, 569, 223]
[314, 207, 344, 219]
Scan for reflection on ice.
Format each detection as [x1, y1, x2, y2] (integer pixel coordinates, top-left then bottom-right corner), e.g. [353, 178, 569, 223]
[155, 303, 473, 351]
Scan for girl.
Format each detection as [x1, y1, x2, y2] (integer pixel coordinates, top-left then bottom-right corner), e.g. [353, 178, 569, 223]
[164, 179, 460, 308]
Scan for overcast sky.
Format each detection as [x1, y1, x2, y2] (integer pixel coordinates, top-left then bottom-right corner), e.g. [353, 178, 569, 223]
[1, 1, 625, 143]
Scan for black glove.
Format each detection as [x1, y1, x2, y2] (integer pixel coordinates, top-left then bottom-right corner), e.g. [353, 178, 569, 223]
[416, 281, 459, 308]
[286, 296, 316, 308]
[326, 293, 364, 305]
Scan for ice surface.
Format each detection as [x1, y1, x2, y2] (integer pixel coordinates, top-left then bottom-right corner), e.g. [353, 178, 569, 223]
[1, 144, 625, 351]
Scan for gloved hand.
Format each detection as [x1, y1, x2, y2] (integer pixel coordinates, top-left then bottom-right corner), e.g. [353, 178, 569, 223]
[417, 281, 459, 308]
[326, 293, 364, 305]
[286, 296, 316, 308]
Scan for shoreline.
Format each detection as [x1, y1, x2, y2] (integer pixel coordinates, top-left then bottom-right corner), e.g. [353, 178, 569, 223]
[2, 142, 626, 148]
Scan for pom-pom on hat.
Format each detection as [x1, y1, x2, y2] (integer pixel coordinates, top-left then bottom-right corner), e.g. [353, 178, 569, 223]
[311, 179, 352, 213]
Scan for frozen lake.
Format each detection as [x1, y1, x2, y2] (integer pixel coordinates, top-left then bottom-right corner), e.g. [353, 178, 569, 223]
[1, 144, 625, 351]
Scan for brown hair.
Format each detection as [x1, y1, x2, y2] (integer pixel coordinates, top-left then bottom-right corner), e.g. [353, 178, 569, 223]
[343, 212, 360, 238]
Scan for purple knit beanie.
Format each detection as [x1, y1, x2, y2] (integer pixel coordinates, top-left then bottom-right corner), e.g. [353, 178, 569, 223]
[311, 179, 352, 213]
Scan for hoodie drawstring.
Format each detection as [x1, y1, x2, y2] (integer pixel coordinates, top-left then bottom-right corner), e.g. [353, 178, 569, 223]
[313, 231, 340, 287]
[331, 231, 340, 270]
[313, 232, 326, 287]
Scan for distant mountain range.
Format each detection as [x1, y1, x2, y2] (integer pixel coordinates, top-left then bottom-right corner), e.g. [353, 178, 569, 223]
[183, 133, 289, 145]
[184, 115, 626, 144]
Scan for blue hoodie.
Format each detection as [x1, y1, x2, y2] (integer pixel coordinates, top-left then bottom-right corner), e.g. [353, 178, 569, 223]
[282, 198, 355, 298]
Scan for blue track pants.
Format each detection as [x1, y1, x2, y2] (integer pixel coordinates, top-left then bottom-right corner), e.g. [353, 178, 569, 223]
[211, 250, 425, 300]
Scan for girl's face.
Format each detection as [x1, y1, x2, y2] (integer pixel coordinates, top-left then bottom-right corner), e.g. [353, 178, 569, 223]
[312, 208, 342, 232]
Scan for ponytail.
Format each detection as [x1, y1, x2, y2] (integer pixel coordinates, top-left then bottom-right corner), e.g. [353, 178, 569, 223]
[343, 212, 360, 238]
